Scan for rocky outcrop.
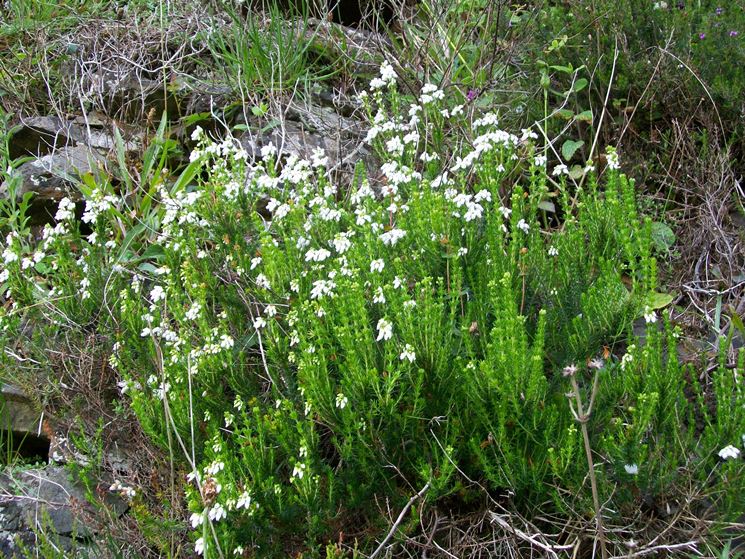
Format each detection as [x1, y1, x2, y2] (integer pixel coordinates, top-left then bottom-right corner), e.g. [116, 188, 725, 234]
[0, 466, 127, 557]
[1, 146, 108, 205]
[8, 115, 140, 161]
[0, 386, 129, 557]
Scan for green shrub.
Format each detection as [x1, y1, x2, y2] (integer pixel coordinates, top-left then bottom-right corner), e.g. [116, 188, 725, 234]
[535, 1, 745, 131]
[0, 64, 743, 557]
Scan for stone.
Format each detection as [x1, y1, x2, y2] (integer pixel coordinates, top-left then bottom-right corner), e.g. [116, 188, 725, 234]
[8, 115, 140, 160]
[238, 98, 373, 176]
[0, 385, 44, 439]
[0, 466, 127, 539]
[90, 70, 233, 121]
[1, 146, 109, 204]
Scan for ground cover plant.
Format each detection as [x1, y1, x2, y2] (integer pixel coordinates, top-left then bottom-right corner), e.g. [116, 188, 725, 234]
[1, 58, 744, 557]
[0, 0, 744, 557]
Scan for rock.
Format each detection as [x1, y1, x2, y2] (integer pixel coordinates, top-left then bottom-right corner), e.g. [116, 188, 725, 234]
[91, 70, 233, 121]
[8, 115, 140, 160]
[1, 146, 109, 204]
[0, 385, 51, 463]
[0, 385, 44, 438]
[0, 466, 127, 539]
[238, 98, 373, 178]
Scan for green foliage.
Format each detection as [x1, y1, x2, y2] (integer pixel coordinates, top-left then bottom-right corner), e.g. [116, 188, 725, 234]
[536, 1, 745, 135]
[0, 63, 742, 559]
[206, 2, 336, 98]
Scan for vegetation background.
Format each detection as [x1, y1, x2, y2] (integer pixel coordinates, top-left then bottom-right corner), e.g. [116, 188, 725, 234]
[0, 0, 743, 557]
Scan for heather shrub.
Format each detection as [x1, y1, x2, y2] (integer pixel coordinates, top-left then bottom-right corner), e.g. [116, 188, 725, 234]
[0, 65, 743, 557]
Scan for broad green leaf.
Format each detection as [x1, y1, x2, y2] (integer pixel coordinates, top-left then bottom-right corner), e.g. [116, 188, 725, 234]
[538, 200, 555, 212]
[138, 262, 161, 275]
[648, 291, 675, 310]
[550, 64, 573, 74]
[568, 165, 584, 179]
[572, 78, 588, 93]
[650, 221, 675, 252]
[561, 139, 584, 161]
[575, 110, 593, 122]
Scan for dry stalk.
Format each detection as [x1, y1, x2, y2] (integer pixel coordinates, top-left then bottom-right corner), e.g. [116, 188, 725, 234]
[565, 363, 608, 559]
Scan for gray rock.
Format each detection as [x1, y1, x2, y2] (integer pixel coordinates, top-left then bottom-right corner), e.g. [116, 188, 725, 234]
[8, 115, 140, 160]
[238, 100, 373, 175]
[0, 385, 44, 439]
[91, 71, 234, 121]
[1, 146, 108, 203]
[0, 466, 127, 538]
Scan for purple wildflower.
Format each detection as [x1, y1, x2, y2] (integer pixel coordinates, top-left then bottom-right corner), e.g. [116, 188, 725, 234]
[716, 7, 723, 15]
[731, 30, 739, 37]
[466, 89, 478, 102]
[699, 32, 706, 39]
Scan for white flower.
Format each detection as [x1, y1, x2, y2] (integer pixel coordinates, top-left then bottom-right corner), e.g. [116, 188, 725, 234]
[606, 147, 620, 170]
[250, 256, 262, 269]
[376, 318, 393, 341]
[260, 142, 277, 159]
[643, 307, 657, 324]
[718, 445, 741, 460]
[253, 317, 267, 329]
[205, 460, 225, 475]
[332, 233, 353, 254]
[474, 189, 492, 203]
[185, 302, 202, 321]
[255, 273, 271, 289]
[379, 228, 406, 246]
[420, 83, 445, 104]
[292, 462, 306, 480]
[236, 490, 253, 510]
[624, 464, 639, 475]
[552, 164, 568, 176]
[466, 200, 485, 221]
[386, 136, 405, 156]
[54, 197, 76, 221]
[498, 206, 512, 219]
[149, 285, 166, 303]
[370, 259, 385, 273]
[516, 219, 530, 233]
[190, 126, 204, 141]
[380, 60, 396, 82]
[305, 248, 331, 262]
[190, 512, 204, 528]
[370, 60, 397, 89]
[399, 344, 416, 363]
[335, 393, 348, 409]
[548, 246, 559, 257]
[310, 279, 336, 300]
[534, 154, 547, 167]
[373, 286, 386, 304]
[264, 305, 277, 317]
[620, 345, 635, 371]
[195, 537, 205, 556]
[208, 503, 227, 522]
[311, 147, 328, 168]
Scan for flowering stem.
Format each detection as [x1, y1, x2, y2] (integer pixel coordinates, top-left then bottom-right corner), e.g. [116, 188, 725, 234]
[570, 374, 608, 559]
